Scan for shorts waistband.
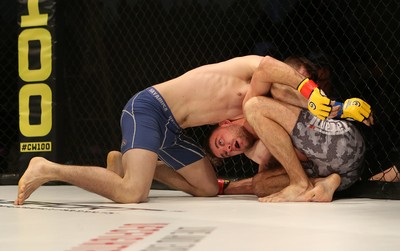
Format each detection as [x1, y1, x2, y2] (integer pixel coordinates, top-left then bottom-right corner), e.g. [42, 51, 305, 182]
[147, 87, 169, 112]
[146, 87, 181, 130]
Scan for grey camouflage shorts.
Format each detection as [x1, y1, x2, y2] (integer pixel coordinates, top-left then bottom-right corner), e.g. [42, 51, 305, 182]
[291, 110, 365, 191]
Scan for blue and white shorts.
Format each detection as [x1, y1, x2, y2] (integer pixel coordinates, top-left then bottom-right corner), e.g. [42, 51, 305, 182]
[120, 87, 205, 170]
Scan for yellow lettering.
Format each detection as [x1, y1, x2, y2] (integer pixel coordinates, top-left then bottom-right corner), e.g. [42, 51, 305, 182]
[19, 83, 52, 137]
[18, 28, 52, 82]
[20, 0, 48, 27]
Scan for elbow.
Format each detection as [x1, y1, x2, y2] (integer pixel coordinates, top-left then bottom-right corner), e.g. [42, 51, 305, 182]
[257, 55, 278, 71]
[260, 55, 275, 66]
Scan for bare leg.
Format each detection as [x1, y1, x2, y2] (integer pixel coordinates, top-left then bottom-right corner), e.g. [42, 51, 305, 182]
[105, 150, 219, 197]
[16, 148, 159, 205]
[106, 151, 124, 177]
[245, 97, 313, 202]
[369, 165, 399, 182]
[153, 158, 219, 197]
[15, 157, 135, 204]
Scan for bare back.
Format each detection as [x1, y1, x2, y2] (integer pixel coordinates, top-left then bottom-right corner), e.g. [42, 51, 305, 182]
[153, 56, 263, 128]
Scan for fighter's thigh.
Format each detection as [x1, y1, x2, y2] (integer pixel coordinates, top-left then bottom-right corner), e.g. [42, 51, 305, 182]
[122, 148, 159, 193]
[176, 157, 218, 194]
[244, 96, 300, 133]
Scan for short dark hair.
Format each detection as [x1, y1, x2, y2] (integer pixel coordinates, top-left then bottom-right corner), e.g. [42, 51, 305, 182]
[284, 55, 319, 81]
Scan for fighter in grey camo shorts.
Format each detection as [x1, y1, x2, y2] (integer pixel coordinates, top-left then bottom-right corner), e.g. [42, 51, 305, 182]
[291, 110, 366, 191]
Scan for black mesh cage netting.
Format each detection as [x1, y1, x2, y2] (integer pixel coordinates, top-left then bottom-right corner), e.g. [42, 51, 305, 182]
[2, 0, 400, 197]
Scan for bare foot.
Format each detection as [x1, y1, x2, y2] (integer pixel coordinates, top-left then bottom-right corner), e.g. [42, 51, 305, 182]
[14, 157, 52, 205]
[393, 165, 400, 182]
[106, 151, 124, 177]
[258, 183, 313, 202]
[370, 165, 399, 182]
[307, 173, 341, 202]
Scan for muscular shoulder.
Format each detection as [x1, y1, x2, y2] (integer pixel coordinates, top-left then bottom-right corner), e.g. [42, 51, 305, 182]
[224, 55, 264, 65]
[217, 55, 263, 74]
[190, 55, 263, 80]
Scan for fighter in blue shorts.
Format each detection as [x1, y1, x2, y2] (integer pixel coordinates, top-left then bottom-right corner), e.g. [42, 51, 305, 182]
[15, 55, 372, 205]
[120, 87, 205, 169]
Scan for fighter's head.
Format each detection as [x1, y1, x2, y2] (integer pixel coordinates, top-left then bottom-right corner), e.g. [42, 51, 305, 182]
[206, 120, 256, 159]
[284, 55, 318, 80]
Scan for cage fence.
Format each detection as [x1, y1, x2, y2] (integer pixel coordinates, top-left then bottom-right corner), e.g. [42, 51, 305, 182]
[2, 0, 399, 197]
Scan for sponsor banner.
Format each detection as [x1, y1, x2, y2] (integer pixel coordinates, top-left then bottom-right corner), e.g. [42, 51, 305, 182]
[20, 141, 52, 152]
[18, 0, 56, 175]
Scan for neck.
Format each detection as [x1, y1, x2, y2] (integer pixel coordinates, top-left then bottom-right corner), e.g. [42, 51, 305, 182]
[243, 121, 258, 139]
[230, 118, 258, 139]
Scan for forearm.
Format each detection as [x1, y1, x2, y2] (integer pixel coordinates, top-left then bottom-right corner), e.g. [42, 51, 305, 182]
[252, 170, 289, 197]
[256, 56, 305, 88]
[223, 178, 254, 195]
[243, 56, 305, 105]
[270, 84, 308, 108]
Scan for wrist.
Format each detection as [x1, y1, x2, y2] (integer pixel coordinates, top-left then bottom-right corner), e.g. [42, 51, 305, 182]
[217, 179, 231, 195]
[297, 78, 318, 99]
[333, 101, 343, 118]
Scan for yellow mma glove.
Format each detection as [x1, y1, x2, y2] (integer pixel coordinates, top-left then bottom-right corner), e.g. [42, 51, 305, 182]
[334, 98, 372, 122]
[297, 78, 332, 120]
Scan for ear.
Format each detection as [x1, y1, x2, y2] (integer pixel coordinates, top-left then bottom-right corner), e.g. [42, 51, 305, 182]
[218, 120, 232, 126]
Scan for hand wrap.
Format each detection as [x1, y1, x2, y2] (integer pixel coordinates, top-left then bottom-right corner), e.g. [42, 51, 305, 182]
[297, 78, 332, 120]
[334, 98, 371, 122]
[217, 179, 231, 195]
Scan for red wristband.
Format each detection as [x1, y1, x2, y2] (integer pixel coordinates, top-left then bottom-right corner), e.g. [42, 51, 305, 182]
[217, 179, 230, 195]
[297, 78, 318, 99]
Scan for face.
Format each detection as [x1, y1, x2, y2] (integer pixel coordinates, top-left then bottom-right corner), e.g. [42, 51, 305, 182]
[208, 123, 255, 158]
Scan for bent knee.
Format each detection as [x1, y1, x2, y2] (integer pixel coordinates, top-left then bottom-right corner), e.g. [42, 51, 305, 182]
[244, 96, 271, 119]
[114, 192, 148, 204]
[113, 183, 150, 203]
[244, 96, 260, 113]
